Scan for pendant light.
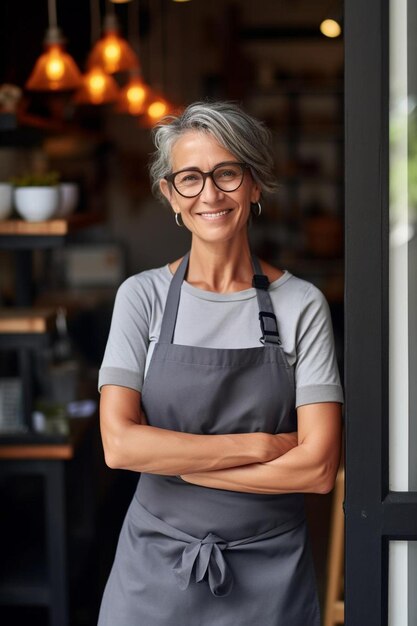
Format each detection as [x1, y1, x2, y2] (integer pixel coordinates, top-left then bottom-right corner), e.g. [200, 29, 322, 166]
[319, 2, 342, 38]
[74, 66, 119, 105]
[117, 71, 151, 114]
[74, 0, 120, 105]
[144, 93, 174, 126]
[320, 18, 342, 38]
[87, 2, 139, 75]
[26, 0, 82, 91]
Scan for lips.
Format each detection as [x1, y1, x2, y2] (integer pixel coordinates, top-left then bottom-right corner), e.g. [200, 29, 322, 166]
[197, 209, 233, 219]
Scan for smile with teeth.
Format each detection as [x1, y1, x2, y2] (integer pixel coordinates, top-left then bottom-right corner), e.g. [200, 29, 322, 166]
[198, 209, 232, 219]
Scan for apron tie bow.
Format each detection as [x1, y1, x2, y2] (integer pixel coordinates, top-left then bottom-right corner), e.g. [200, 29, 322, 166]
[173, 532, 233, 597]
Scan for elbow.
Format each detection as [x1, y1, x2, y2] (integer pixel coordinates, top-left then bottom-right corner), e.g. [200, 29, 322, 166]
[102, 432, 127, 470]
[103, 448, 121, 470]
[317, 478, 335, 495]
[314, 460, 339, 494]
[101, 422, 150, 471]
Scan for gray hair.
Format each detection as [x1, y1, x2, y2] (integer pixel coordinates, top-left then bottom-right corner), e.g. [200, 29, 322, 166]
[149, 101, 279, 202]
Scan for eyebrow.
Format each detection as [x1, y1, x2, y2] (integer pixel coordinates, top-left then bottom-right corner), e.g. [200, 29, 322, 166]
[172, 161, 241, 173]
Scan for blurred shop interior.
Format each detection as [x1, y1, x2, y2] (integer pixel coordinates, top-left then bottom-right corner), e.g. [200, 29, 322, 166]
[0, 0, 344, 624]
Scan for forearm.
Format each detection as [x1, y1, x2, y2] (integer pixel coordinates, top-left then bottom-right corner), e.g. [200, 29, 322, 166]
[102, 420, 289, 475]
[181, 439, 340, 495]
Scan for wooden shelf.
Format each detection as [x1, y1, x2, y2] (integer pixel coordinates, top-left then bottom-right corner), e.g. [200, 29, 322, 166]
[0, 417, 94, 460]
[0, 212, 102, 237]
[35, 286, 117, 311]
[0, 308, 57, 334]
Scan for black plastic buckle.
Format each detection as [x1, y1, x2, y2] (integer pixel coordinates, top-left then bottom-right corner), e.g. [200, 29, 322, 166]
[259, 311, 281, 345]
[252, 274, 270, 290]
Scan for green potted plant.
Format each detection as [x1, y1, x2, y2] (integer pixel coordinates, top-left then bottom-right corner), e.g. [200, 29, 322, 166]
[11, 171, 61, 222]
[0, 182, 13, 219]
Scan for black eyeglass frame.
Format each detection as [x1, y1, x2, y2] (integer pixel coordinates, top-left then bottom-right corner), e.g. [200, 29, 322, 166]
[164, 162, 250, 198]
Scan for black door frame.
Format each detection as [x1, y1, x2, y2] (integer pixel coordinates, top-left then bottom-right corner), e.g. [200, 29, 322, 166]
[345, 0, 417, 623]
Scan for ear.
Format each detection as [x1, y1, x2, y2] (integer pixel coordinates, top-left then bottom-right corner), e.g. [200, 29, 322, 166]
[250, 182, 261, 205]
[160, 178, 181, 212]
[159, 178, 172, 203]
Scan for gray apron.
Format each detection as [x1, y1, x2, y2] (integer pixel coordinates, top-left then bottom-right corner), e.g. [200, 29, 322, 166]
[98, 253, 320, 626]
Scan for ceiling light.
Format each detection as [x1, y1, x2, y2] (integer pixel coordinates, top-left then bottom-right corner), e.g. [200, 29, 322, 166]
[87, 13, 139, 74]
[138, 92, 176, 127]
[117, 71, 151, 115]
[26, 0, 82, 91]
[148, 99, 169, 119]
[74, 66, 119, 105]
[320, 18, 342, 38]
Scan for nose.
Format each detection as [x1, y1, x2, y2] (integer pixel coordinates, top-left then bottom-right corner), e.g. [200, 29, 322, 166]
[200, 175, 224, 203]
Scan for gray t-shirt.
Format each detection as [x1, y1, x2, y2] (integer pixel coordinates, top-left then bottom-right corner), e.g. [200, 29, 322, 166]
[98, 264, 343, 407]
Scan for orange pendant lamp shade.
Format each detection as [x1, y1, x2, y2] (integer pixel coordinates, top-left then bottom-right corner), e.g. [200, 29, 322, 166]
[148, 98, 170, 121]
[26, 27, 82, 91]
[117, 73, 151, 115]
[74, 66, 119, 105]
[139, 92, 176, 128]
[147, 94, 174, 121]
[87, 14, 139, 74]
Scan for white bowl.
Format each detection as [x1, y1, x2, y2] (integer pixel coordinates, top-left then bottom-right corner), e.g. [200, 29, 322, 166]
[0, 183, 13, 219]
[14, 186, 59, 222]
[57, 182, 79, 217]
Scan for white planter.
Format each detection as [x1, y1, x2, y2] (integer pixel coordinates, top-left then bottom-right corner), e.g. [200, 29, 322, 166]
[0, 183, 13, 219]
[14, 186, 59, 221]
[57, 182, 79, 217]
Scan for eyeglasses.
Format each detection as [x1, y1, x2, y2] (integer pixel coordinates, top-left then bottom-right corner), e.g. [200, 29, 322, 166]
[165, 162, 249, 198]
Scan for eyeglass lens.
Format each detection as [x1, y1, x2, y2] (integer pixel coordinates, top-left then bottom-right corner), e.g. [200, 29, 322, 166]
[173, 163, 245, 197]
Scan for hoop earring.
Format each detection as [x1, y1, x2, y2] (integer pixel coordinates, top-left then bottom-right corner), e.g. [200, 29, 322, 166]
[174, 212, 183, 227]
[256, 202, 262, 217]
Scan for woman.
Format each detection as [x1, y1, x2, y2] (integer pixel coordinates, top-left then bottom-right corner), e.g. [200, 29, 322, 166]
[98, 101, 343, 625]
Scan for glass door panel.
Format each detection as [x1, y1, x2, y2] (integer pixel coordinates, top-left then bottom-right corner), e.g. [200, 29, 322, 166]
[389, 1, 417, 623]
[389, 0, 417, 492]
[389, 542, 417, 625]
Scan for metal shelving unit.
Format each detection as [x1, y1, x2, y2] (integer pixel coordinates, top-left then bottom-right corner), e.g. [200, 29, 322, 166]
[0, 213, 102, 625]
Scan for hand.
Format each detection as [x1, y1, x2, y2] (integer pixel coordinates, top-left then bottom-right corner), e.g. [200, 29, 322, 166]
[265, 432, 298, 462]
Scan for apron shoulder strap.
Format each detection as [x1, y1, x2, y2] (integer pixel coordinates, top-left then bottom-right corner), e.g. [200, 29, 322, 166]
[159, 251, 280, 346]
[251, 255, 281, 346]
[158, 252, 190, 344]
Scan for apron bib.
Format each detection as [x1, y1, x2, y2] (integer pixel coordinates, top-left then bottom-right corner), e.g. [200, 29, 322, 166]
[98, 253, 320, 626]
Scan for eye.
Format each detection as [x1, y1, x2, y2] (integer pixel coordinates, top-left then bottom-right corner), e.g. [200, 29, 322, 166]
[215, 165, 241, 180]
[176, 171, 201, 185]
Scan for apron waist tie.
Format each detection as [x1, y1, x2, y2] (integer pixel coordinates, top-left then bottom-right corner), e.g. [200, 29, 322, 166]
[173, 532, 232, 597]
[133, 495, 304, 597]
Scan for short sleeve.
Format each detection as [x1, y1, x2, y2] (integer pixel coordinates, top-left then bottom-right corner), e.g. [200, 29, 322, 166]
[98, 276, 150, 393]
[294, 285, 344, 407]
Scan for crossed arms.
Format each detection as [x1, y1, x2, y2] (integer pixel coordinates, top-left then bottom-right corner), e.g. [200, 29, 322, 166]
[100, 385, 342, 495]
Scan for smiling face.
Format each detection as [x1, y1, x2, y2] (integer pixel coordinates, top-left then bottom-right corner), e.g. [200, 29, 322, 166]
[159, 131, 260, 246]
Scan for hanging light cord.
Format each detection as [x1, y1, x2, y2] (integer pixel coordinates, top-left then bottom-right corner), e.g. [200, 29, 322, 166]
[48, 0, 58, 28]
[90, 0, 100, 44]
[46, 0, 65, 43]
[107, 0, 116, 17]
[103, 0, 118, 33]
[129, 0, 141, 57]
[160, 0, 167, 94]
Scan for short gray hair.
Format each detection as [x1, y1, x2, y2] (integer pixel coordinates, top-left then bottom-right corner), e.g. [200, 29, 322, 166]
[149, 101, 279, 202]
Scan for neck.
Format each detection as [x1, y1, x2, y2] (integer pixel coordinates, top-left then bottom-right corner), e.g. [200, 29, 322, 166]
[186, 236, 254, 293]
